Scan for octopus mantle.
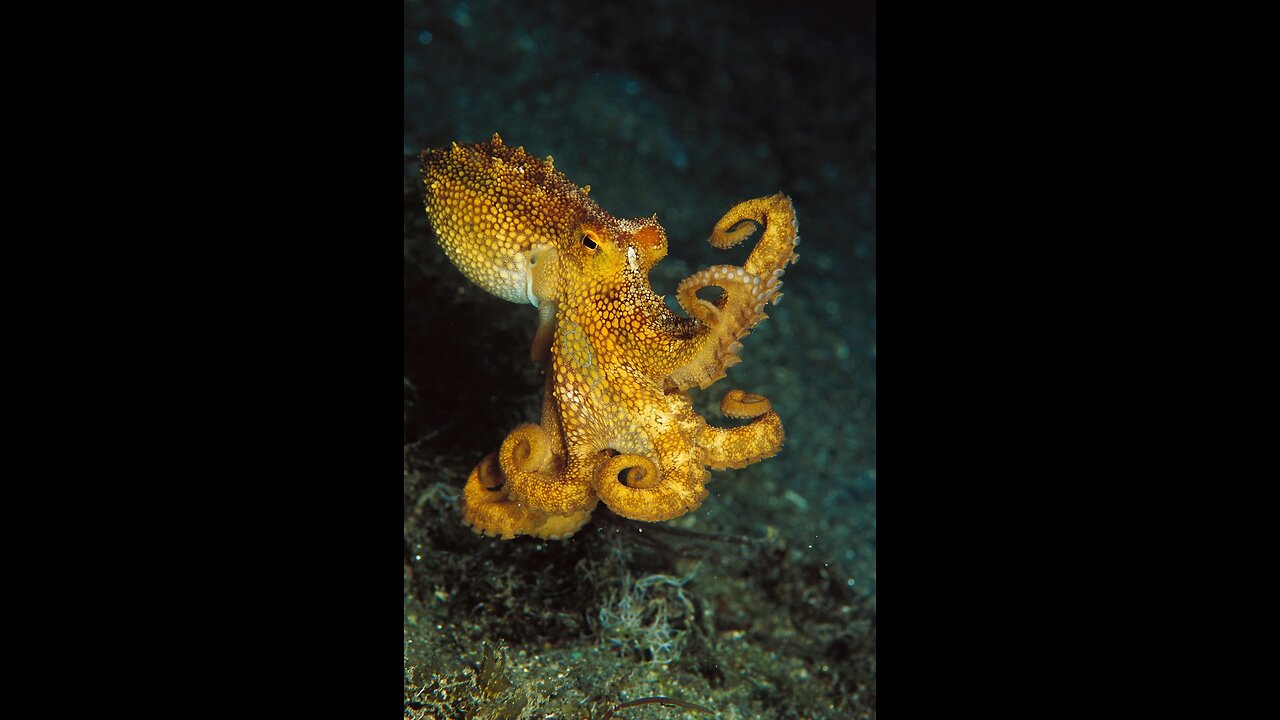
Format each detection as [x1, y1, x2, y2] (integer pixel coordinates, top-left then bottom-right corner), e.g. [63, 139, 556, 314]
[420, 133, 799, 539]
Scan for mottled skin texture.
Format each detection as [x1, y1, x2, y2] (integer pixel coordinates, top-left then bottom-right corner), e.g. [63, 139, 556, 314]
[421, 133, 799, 539]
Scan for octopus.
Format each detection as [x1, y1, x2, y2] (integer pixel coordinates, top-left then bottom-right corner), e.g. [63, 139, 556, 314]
[419, 133, 799, 540]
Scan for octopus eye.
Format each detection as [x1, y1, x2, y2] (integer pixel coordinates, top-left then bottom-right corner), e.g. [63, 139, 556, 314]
[581, 235, 598, 250]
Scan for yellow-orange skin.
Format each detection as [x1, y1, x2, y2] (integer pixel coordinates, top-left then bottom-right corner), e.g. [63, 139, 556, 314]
[420, 133, 799, 539]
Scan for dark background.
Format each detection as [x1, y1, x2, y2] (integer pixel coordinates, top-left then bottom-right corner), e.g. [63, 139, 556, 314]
[404, 1, 877, 717]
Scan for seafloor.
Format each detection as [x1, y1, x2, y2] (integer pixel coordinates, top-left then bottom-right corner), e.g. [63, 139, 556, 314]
[404, 2, 876, 718]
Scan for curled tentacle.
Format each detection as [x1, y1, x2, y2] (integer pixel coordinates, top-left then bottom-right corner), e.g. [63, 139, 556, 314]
[500, 424, 597, 515]
[711, 193, 801, 279]
[700, 389, 786, 470]
[668, 194, 799, 390]
[459, 444, 598, 539]
[593, 453, 710, 522]
[500, 423, 554, 472]
[721, 388, 774, 418]
[675, 264, 767, 329]
[459, 453, 549, 539]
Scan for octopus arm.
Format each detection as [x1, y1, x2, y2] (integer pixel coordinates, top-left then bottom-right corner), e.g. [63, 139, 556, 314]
[666, 194, 800, 390]
[459, 452, 597, 540]
[699, 389, 786, 469]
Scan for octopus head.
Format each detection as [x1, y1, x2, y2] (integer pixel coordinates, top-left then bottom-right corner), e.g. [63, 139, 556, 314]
[556, 213, 667, 297]
[419, 134, 668, 309]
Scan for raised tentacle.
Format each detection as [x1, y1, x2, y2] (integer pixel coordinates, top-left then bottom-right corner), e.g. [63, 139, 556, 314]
[699, 389, 786, 470]
[667, 194, 799, 390]
[713, 193, 801, 278]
